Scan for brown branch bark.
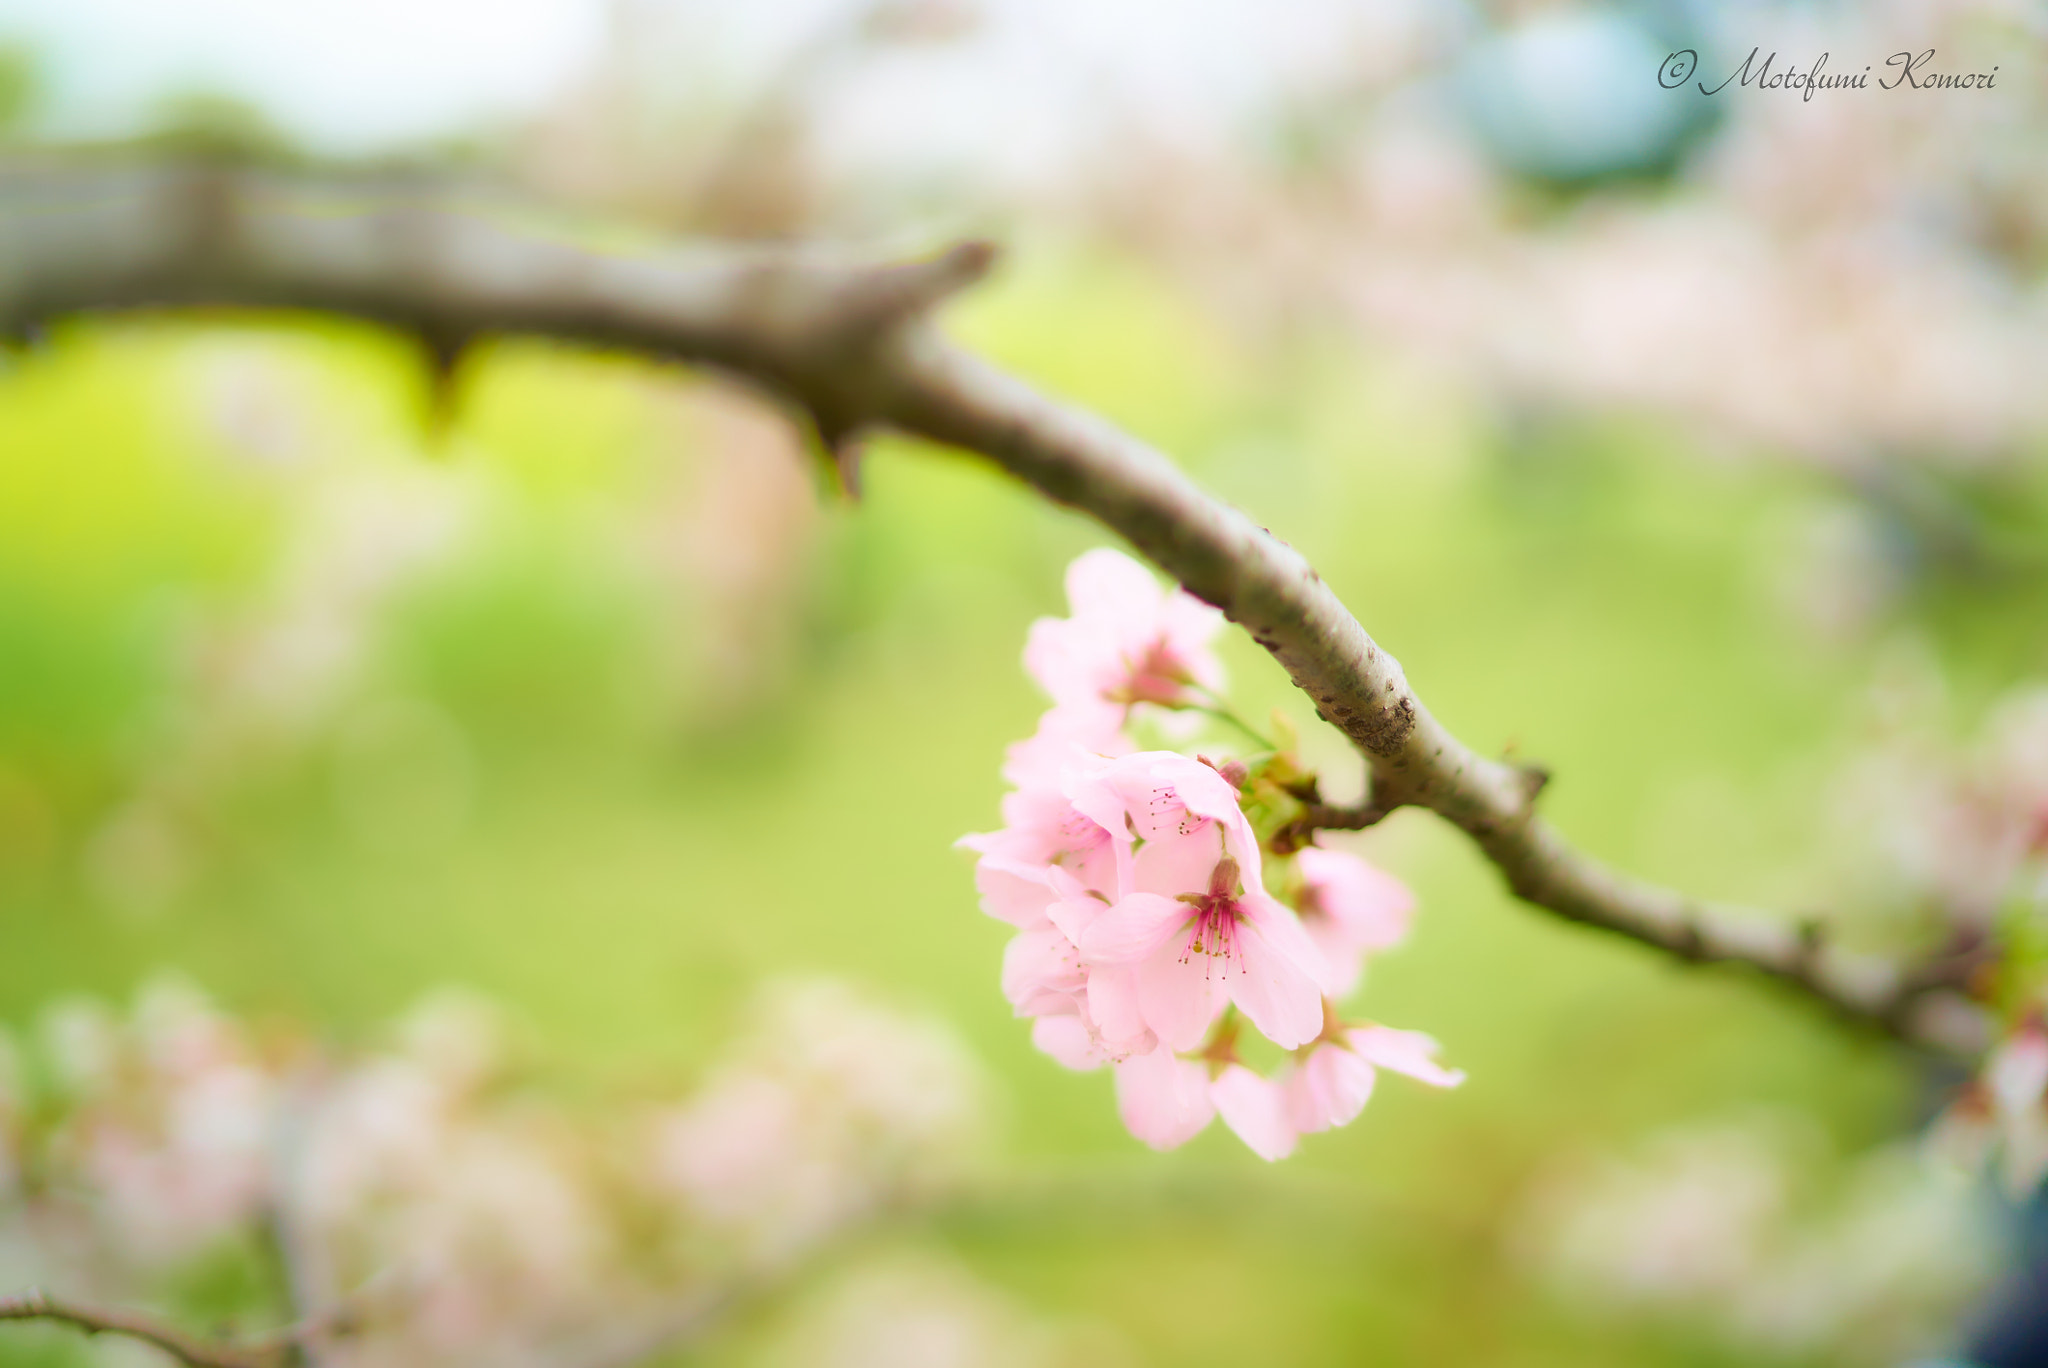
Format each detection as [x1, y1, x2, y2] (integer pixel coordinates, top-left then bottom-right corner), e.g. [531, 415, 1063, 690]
[0, 160, 1988, 1056]
[0, 1289, 293, 1368]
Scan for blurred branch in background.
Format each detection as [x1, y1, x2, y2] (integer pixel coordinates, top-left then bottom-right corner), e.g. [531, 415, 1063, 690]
[0, 1287, 296, 1367]
[0, 976, 1025, 1368]
[0, 162, 1992, 1055]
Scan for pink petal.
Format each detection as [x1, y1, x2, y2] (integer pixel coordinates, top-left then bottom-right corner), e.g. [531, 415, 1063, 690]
[1134, 942, 1230, 1052]
[969, 855, 1058, 928]
[1003, 706, 1127, 787]
[1239, 891, 1327, 976]
[1026, 551, 1224, 716]
[1021, 616, 1106, 707]
[1158, 592, 1226, 690]
[1062, 751, 1267, 898]
[1085, 965, 1156, 1056]
[1137, 756, 1261, 884]
[1065, 548, 1165, 633]
[1129, 754, 1256, 864]
[1080, 893, 1191, 964]
[1346, 1026, 1465, 1088]
[1001, 927, 1085, 1011]
[992, 787, 1087, 856]
[986, 775, 1122, 898]
[1142, 753, 1244, 829]
[1042, 864, 1090, 901]
[1031, 1014, 1108, 1072]
[1302, 920, 1367, 999]
[1043, 896, 1106, 948]
[1227, 898, 1329, 1050]
[1062, 778, 1140, 895]
[1113, 1045, 1215, 1150]
[1297, 845, 1414, 953]
[1286, 1042, 1376, 1134]
[1129, 825, 1229, 901]
[1210, 1064, 1297, 1161]
[1063, 753, 1220, 839]
[962, 819, 1032, 865]
[1061, 763, 1143, 844]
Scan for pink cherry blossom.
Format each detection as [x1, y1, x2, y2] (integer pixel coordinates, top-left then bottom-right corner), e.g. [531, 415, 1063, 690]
[1079, 961, 1158, 1060]
[1286, 1038, 1377, 1135]
[960, 726, 1121, 916]
[1349, 1025, 1466, 1088]
[957, 849, 1063, 930]
[1002, 886, 1164, 1062]
[961, 841, 1159, 1065]
[1288, 1025, 1464, 1135]
[1000, 923, 1087, 1019]
[1113, 1045, 1215, 1150]
[1084, 877, 1325, 1052]
[1293, 843, 1415, 997]
[962, 757, 1167, 1067]
[999, 704, 1131, 795]
[965, 553, 1462, 1162]
[973, 792, 1121, 900]
[1023, 548, 1224, 726]
[1029, 1014, 1110, 1071]
[1210, 1063, 1297, 1161]
[1060, 750, 1325, 1051]
[1064, 749, 1262, 897]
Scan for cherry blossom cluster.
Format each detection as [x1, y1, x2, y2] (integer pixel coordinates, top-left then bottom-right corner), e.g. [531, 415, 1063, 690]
[12, 979, 278, 1269]
[961, 549, 1461, 1160]
[0, 976, 992, 1367]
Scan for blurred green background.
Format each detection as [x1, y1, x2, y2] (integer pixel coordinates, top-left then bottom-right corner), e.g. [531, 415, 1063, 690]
[0, 242, 2004, 1365]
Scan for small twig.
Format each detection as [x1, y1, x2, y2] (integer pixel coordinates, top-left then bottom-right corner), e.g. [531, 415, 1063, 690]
[0, 1289, 288, 1368]
[1189, 700, 1277, 750]
[1299, 800, 1391, 832]
[4, 1072, 387, 1368]
[235, 1265, 407, 1368]
[1264, 785, 1397, 853]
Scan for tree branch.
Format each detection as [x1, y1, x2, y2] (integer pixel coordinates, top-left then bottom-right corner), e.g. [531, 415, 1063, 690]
[0, 161, 1987, 1056]
[0, 1289, 292, 1368]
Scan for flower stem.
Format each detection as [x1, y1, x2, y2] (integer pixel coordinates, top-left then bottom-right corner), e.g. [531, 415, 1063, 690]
[1189, 697, 1276, 750]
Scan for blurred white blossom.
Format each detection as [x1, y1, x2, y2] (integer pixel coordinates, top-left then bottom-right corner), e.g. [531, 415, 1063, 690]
[1930, 1014, 2048, 1200]
[1821, 661, 2048, 941]
[652, 978, 990, 1262]
[0, 974, 1001, 1366]
[1514, 1114, 1998, 1364]
[765, 1255, 1125, 1368]
[39, 976, 277, 1268]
